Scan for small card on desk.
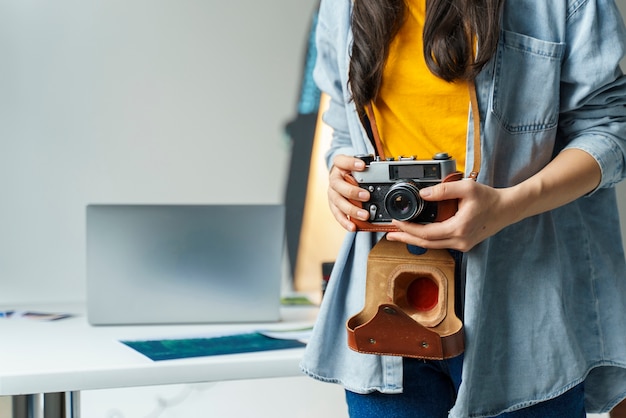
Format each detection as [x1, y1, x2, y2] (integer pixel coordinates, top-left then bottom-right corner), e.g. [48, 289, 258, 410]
[0, 310, 72, 321]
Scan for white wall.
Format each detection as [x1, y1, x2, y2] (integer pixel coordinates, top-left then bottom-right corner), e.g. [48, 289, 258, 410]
[1, 0, 626, 305]
[0, 0, 318, 304]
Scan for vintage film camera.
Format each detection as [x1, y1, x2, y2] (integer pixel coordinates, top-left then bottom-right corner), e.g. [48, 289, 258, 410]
[348, 153, 463, 232]
[345, 153, 464, 359]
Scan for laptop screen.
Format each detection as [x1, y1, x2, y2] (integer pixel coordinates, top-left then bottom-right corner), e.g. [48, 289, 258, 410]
[86, 204, 285, 325]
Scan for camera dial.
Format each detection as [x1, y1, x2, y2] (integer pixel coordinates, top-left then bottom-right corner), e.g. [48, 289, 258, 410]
[384, 181, 425, 222]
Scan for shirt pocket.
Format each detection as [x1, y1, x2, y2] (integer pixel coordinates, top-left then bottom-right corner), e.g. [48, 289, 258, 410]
[491, 30, 565, 134]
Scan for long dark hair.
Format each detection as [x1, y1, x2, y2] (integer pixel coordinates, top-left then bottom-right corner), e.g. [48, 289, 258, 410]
[349, 0, 503, 118]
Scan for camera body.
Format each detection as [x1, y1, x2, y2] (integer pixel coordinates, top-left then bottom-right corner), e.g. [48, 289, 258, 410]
[349, 153, 461, 231]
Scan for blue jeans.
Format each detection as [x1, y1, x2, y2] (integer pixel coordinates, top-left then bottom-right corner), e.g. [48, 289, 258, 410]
[345, 356, 585, 417]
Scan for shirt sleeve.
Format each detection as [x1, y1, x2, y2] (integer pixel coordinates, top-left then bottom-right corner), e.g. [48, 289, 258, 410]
[313, 0, 358, 169]
[559, 0, 626, 191]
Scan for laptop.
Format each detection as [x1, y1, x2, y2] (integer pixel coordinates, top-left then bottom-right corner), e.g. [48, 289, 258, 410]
[86, 204, 285, 325]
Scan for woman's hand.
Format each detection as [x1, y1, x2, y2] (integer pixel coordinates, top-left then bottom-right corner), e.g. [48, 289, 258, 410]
[386, 180, 517, 252]
[386, 149, 602, 252]
[328, 154, 372, 231]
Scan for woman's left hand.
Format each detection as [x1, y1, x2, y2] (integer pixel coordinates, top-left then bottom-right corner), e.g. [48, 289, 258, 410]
[386, 179, 517, 252]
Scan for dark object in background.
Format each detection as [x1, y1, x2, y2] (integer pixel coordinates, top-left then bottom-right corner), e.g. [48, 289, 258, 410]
[284, 3, 321, 281]
[321, 262, 334, 297]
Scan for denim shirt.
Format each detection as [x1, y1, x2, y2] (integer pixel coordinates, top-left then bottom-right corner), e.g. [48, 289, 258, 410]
[300, 0, 626, 416]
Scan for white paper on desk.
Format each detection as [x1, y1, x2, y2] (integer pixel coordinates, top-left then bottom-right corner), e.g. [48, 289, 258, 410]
[258, 327, 313, 343]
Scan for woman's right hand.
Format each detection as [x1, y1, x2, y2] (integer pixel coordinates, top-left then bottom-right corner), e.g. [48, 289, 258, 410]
[328, 154, 371, 231]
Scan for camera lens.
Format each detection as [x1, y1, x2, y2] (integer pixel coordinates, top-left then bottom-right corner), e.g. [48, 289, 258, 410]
[384, 181, 424, 221]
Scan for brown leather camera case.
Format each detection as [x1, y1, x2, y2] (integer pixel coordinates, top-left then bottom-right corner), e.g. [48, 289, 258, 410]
[346, 238, 464, 359]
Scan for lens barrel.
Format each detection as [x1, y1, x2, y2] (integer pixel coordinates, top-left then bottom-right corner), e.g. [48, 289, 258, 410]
[384, 181, 424, 221]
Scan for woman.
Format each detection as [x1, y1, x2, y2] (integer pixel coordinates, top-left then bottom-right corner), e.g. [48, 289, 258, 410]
[300, 0, 626, 417]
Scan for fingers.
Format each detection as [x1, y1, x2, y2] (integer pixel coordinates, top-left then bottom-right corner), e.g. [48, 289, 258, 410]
[327, 186, 368, 231]
[329, 169, 369, 203]
[387, 181, 507, 252]
[386, 221, 475, 252]
[332, 154, 366, 172]
[328, 202, 357, 232]
[327, 155, 372, 231]
[419, 178, 473, 202]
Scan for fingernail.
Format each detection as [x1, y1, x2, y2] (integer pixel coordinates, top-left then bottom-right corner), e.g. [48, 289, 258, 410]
[420, 188, 432, 197]
[357, 210, 369, 220]
[358, 191, 369, 200]
[354, 160, 365, 169]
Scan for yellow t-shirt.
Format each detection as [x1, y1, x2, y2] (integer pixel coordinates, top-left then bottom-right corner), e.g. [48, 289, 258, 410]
[372, 0, 468, 172]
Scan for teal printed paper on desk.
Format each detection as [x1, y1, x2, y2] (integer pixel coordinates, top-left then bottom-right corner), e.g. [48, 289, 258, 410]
[122, 332, 306, 361]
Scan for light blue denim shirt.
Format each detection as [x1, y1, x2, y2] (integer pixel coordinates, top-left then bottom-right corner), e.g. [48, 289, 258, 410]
[300, 0, 626, 416]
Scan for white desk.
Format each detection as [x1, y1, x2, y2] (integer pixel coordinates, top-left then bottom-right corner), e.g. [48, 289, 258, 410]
[0, 302, 317, 418]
